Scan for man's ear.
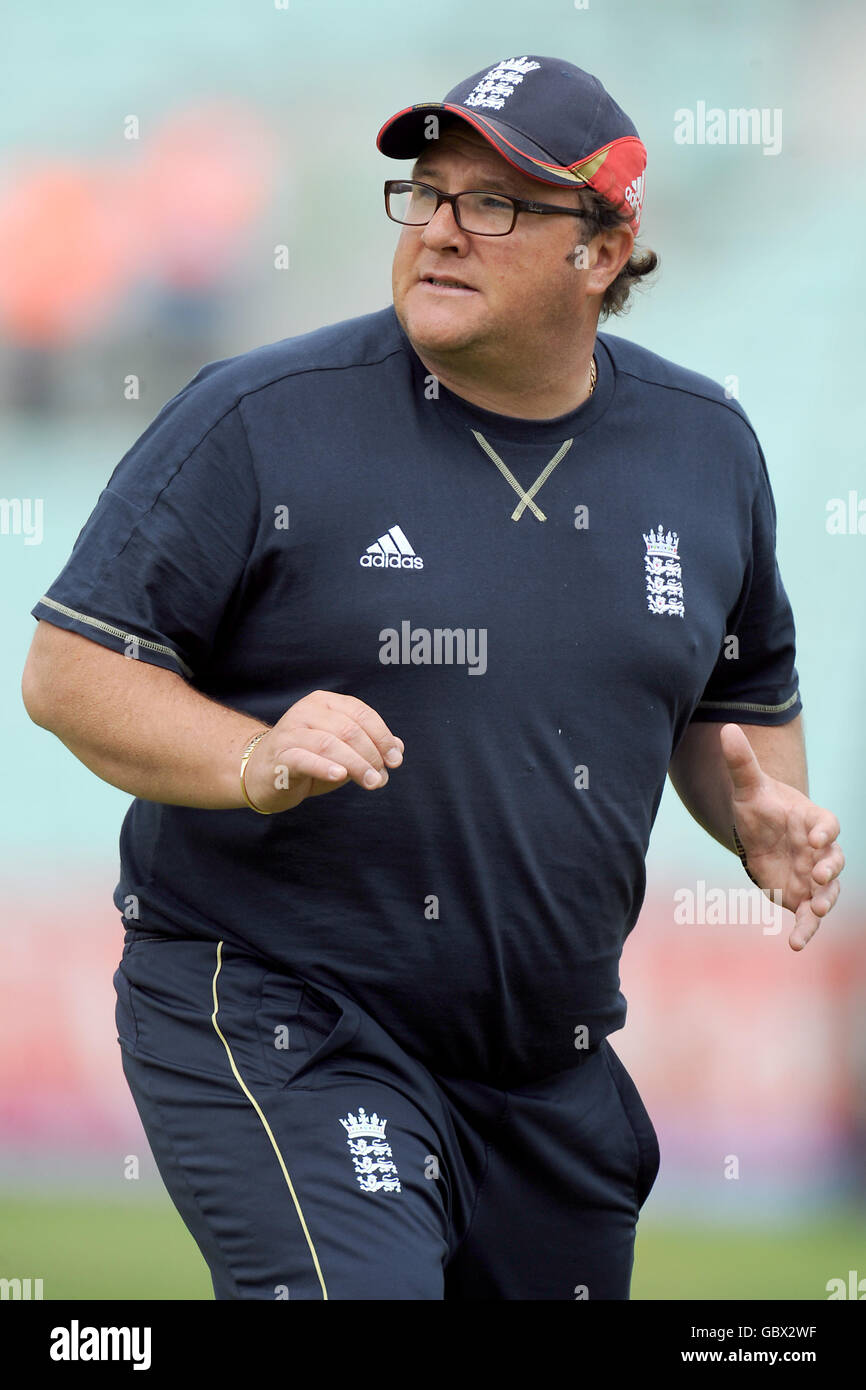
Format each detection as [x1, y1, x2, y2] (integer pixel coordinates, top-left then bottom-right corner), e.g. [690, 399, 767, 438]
[580, 224, 635, 296]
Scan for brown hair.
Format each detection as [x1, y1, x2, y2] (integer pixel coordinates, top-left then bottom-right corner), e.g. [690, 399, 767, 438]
[575, 185, 659, 319]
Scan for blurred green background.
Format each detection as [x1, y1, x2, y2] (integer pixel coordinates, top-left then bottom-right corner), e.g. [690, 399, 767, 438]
[1, 0, 864, 1300]
[3, 1195, 862, 1299]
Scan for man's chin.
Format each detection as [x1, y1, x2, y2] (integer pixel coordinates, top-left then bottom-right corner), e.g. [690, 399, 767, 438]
[399, 297, 485, 356]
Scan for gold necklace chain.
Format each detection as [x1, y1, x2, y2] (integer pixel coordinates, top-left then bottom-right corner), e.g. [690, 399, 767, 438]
[589, 354, 597, 396]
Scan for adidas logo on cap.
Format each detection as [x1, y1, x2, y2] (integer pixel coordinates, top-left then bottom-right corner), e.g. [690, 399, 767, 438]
[624, 172, 645, 216]
[360, 524, 424, 569]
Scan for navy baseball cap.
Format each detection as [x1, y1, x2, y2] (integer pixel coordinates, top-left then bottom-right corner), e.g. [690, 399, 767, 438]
[377, 55, 647, 230]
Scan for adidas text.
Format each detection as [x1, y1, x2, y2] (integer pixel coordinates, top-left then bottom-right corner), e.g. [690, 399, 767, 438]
[361, 552, 423, 569]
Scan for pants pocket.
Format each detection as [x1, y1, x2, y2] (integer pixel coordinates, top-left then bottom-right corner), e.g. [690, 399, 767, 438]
[256, 972, 362, 1090]
[602, 1040, 661, 1209]
[118, 938, 269, 1081]
[113, 961, 139, 1052]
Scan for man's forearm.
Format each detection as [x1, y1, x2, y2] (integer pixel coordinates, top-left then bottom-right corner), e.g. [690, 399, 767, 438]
[667, 716, 808, 851]
[22, 624, 266, 809]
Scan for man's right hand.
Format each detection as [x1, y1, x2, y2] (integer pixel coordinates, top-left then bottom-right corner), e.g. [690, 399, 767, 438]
[242, 690, 404, 813]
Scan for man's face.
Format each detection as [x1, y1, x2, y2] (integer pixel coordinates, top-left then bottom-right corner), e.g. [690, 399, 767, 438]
[390, 122, 599, 364]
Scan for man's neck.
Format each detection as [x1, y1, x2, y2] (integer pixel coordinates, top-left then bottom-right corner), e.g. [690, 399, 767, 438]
[409, 340, 598, 421]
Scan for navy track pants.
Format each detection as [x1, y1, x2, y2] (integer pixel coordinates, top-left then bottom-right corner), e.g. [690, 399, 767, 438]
[114, 933, 659, 1301]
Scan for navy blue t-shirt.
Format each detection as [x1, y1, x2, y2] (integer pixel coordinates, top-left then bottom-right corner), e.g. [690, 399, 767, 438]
[32, 305, 801, 1085]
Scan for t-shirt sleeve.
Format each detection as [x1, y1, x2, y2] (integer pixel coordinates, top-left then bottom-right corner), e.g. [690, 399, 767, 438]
[30, 376, 259, 681]
[689, 437, 802, 727]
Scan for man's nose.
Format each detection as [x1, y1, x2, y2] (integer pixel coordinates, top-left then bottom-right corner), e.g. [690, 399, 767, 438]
[421, 198, 468, 250]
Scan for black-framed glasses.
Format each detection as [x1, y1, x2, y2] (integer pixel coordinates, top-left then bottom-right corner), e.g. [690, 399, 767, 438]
[384, 179, 589, 237]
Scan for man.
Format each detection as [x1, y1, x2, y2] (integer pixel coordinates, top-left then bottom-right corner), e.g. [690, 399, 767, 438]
[21, 56, 843, 1301]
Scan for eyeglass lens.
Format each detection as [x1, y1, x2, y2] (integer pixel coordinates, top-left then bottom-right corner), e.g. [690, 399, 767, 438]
[387, 182, 515, 235]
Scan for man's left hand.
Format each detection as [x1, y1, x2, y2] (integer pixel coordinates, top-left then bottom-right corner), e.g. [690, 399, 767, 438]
[720, 723, 844, 951]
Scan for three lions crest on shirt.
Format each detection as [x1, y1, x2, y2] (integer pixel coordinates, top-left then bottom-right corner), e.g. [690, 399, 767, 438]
[644, 524, 685, 618]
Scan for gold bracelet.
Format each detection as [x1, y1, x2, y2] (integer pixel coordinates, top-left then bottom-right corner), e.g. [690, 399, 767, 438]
[240, 729, 272, 814]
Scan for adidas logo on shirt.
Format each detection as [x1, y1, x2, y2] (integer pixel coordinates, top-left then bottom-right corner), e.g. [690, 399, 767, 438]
[360, 524, 424, 570]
